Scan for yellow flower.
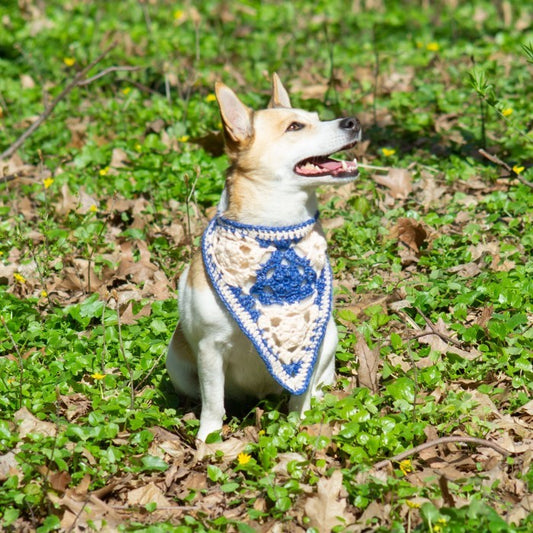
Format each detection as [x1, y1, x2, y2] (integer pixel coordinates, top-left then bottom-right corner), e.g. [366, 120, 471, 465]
[513, 165, 525, 174]
[426, 42, 440, 52]
[99, 166, 109, 176]
[40, 290, 48, 298]
[91, 372, 106, 380]
[178, 135, 190, 143]
[63, 57, 76, 67]
[135, 142, 142, 152]
[89, 204, 98, 213]
[237, 452, 251, 465]
[399, 459, 413, 475]
[406, 500, 421, 509]
[382, 148, 396, 157]
[205, 93, 217, 103]
[502, 108, 513, 117]
[122, 87, 131, 95]
[14, 273, 26, 284]
[217, 121, 223, 129]
[174, 9, 184, 20]
[43, 177, 54, 189]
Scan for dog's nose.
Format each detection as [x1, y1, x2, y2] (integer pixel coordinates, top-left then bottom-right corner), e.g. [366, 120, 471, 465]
[339, 117, 361, 133]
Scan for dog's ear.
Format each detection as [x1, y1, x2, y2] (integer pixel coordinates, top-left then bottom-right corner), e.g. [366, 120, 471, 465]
[268, 73, 292, 109]
[215, 82, 253, 143]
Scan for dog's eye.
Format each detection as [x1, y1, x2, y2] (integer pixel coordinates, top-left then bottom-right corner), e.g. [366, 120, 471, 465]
[286, 122, 305, 132]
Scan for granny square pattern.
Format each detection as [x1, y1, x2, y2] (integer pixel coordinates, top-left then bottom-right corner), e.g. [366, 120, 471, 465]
[202, 213, 332, 395]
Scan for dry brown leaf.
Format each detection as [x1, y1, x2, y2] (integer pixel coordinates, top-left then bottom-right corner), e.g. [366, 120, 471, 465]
[49, 490, 121, 532]
[356, 335, 380, 393]
[418, 318, 480, 360]
[373, 168, 412, 198]
[14, 407, 57, 438]
[305, 470, 353, 530]
[127, 482, 171, 508]
[196, 437, 248, 462]
[390, 218, 428, 253]
[0, 452, 19, 481]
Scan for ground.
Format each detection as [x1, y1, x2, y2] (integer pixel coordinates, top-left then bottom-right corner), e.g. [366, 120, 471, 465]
[0, 1, 532, 531]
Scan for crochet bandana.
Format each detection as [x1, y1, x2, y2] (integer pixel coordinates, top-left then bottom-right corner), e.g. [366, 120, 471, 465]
[202, 213, 332, 395]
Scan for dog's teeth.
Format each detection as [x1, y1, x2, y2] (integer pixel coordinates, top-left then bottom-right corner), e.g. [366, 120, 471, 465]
[353, 157, 358, 166]
[341, 160, 347, 170]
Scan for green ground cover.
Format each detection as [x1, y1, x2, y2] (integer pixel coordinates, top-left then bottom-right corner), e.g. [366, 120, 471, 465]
[0, 1, 532, 531]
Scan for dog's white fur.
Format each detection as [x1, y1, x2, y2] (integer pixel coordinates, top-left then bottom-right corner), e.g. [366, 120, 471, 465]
[166, 75, 361, 441]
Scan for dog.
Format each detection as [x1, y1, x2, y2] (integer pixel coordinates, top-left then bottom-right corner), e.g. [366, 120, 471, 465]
[166, 74, 361, 441]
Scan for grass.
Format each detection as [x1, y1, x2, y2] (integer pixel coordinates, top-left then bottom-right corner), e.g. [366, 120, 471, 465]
[0, 0, 532, 531]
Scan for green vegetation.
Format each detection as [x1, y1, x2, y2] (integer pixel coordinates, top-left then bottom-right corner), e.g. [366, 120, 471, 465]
[0, 1, 531, 531]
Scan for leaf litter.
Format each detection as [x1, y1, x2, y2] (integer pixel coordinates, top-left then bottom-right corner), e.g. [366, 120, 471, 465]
[1, 2, 532, 531]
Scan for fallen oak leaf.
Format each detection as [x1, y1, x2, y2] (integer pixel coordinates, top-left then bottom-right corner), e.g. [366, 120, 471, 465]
[390, 218, 428, 253]
[373, 168, 412, 198]
[356, 334, 380, 393]
[304, 470, 354, 530]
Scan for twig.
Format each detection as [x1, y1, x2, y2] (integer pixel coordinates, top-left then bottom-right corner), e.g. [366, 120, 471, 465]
[415, 306, 463, 348]
[1, 316, 24, 408]
[358, 162, 390, 172]
[0, 42, 116, 161]
[479, 148, 533, 189]
[113, 290, 135, 410]
[77, 65, 142, 86]
[373, 436, 512, 469]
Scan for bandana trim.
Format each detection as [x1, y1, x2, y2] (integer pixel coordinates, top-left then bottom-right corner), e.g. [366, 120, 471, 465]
[201, 213, 332, 395]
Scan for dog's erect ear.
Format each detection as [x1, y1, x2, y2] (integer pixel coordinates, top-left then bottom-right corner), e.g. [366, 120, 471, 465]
[215, 82, 253, 143]
[268, 73, 292, 109]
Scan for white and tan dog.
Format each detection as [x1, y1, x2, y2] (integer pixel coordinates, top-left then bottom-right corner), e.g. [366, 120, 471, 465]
[166, 74, 361, 441]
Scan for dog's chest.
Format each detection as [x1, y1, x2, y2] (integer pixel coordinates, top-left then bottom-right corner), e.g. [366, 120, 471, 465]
[202, 215, 333, 395]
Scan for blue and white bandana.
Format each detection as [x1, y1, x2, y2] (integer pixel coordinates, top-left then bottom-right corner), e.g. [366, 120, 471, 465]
[201, 213, 332, 395]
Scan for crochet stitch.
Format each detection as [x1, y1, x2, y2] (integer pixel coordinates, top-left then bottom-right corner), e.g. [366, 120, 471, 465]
[202, 213, 332, 395]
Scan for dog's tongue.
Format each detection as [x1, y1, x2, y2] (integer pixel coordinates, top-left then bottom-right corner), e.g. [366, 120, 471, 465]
[296, 157, 358, 177]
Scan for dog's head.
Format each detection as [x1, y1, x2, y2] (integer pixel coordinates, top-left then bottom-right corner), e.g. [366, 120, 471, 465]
[215, 74, 361, 188]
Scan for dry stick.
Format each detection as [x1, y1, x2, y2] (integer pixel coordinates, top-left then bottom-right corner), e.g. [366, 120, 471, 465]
[76, 65, 142, 86]
[113, 290, 135, 410]
[0, 42, 116, 161]
[1, 316, 24, 409]
[479, 148, 533, 189]
[415, 306, 463, 348]
[373, 436, 512, 470]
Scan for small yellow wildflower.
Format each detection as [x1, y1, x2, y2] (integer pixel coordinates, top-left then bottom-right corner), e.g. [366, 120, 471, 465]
[135, 142, 142, 152]
[40, 290, 48, 298]
[63, 57, 76, 67]
[426, 42, 440, 52]
[205, 93, 217, 103]
[513, 165, 525, 174]
[237, 452, 251, 465]
[43, 177, 54, 189]
[89, 204, 98, 213]
[382, 148, 396, 157]
[406, 500, 421, 509]
[174, 9, 184, 20]
[14, 273, 26, 284]
[99, 166, 109, 176]
[91, 372, 106, 380]
[217, 121, 223, 129]
[399, 459, 413, 475]
[178, 135, 190, 143]
[501, 108, 513, 117]
[122, 87, 131, 95]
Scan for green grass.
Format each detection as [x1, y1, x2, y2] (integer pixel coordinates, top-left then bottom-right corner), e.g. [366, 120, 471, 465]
[0, 1, 532, 531]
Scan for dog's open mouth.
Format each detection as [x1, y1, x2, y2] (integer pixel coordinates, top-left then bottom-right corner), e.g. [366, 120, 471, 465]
[294, 143, 359, 178]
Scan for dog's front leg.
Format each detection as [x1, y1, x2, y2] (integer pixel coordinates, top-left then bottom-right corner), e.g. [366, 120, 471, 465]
[196, 339, 226, 441]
